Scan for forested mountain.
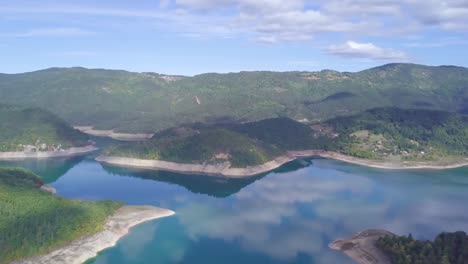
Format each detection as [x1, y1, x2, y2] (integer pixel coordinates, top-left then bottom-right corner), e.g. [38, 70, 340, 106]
[0, 105, 89, 151]
[0, 167, 121, 263]
[0, 63, 467, 132]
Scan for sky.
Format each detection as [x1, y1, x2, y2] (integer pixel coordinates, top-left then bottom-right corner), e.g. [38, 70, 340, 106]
[0, 0, 467, 75]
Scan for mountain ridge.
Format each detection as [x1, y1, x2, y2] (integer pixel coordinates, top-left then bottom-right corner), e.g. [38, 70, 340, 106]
[0, 63, 466, 133]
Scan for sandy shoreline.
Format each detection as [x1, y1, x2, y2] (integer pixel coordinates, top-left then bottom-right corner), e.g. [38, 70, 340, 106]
[0, 145, 98, 160]
[74, 126, 154, 141]
[329, 229, 395, 264]
[12, 205, 175, 264]
[96, 150, 468, 178]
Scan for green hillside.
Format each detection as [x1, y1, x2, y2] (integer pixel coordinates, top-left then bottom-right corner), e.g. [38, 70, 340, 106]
[106, 107, 468, 165]
[106, 125, 283, 168]
[326, 107, 468, 160]
[0, 105, 89, 151]
[0, 64, 467, 133]
[0, 167, 121, 263]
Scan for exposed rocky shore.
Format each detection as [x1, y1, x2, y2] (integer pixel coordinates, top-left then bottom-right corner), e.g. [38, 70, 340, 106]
[329, 229, 395, 264]
[74, 126, 154, 141]
[0, 145, 98, 160]
[96, 155, 296, 178]
[96, 150, 468, 178]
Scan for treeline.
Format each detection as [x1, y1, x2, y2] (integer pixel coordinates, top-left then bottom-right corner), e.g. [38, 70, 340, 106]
[0, 167, 121, 263]
[376, 232, 468, 264]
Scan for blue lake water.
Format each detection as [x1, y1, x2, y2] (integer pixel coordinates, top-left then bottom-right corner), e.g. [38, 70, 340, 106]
[2, 148, 468, 264]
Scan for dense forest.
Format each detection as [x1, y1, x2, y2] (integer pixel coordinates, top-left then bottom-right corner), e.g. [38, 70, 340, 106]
[0, 105, 89, 152]
[0, 167, 121, 263]
[376, 232, 468, 264]
[326, 107, 468, 160]
[0, 64, 466, 132]
[106, 126, 283, 167]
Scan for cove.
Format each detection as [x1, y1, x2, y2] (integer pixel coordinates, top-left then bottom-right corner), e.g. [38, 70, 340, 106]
[2, 151, 468, 264]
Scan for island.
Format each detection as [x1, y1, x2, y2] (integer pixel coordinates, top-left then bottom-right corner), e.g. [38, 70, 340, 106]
[330, 229, 468, 264]
[0, 167, 174, 264]
[96, 108, 468, 177]
[0, 105, 97, 160]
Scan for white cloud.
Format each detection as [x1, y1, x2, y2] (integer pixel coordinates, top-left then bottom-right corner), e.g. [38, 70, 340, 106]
[1, 0, 467, 63]
[14, 27, 95, 37]
[49, 51, 99, 56]
[327, 41, 408, 61]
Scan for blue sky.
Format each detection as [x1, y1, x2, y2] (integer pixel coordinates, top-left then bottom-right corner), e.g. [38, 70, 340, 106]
[0, 0, 467, 75]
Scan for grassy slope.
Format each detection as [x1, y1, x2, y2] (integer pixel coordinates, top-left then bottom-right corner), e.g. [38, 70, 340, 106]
[0, 105, 89, 151]
[0, 64, 466, 132]
[0, 167, 122, 263]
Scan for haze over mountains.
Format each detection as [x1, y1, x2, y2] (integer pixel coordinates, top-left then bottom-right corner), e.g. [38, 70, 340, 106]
[1, 63, 467, 133]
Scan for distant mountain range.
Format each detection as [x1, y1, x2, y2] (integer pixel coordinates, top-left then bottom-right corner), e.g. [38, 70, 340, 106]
[1, 63, 467, 132]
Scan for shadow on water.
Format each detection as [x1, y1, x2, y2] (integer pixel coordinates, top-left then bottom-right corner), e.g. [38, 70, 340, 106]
[98, 158, 312, 198]
[0, 156, 84, 183]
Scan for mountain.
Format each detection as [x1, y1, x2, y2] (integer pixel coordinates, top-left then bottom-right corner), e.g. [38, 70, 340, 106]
[0, 105, 89, 151]
[0, 64, 467, 132]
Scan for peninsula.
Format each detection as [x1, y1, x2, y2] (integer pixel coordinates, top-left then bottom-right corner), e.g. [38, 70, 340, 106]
[330, 229, 468, 264]
[97, 108, 468, 177]
[0, 167, 174, 264]
[13, 206, 175, 264]
[0, 105, 96, 159]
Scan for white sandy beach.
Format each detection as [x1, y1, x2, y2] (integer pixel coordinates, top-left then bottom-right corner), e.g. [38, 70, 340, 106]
[12, 206, 175, 264]
[0, 145, 98, 160]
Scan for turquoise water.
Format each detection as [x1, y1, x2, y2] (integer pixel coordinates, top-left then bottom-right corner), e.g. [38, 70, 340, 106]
[3, 151, 468, 264]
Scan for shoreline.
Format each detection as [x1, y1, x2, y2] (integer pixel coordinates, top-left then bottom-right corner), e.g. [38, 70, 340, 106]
[12, 205, 175, 264]
[0, 145, 98, 160]
[289, 150, 468, 170]
[96, 155, 296, 178]
[329, 229, 395, 264]
[96, 150, 468, 178]
[74, 126, 154, 141]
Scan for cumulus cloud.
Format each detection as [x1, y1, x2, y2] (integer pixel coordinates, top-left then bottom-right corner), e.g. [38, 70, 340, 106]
[327, 41, 408, 61]
[1, 0, 467, 62]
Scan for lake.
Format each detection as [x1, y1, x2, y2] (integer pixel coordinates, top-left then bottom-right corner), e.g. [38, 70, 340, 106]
[2, 147, 468, 264]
